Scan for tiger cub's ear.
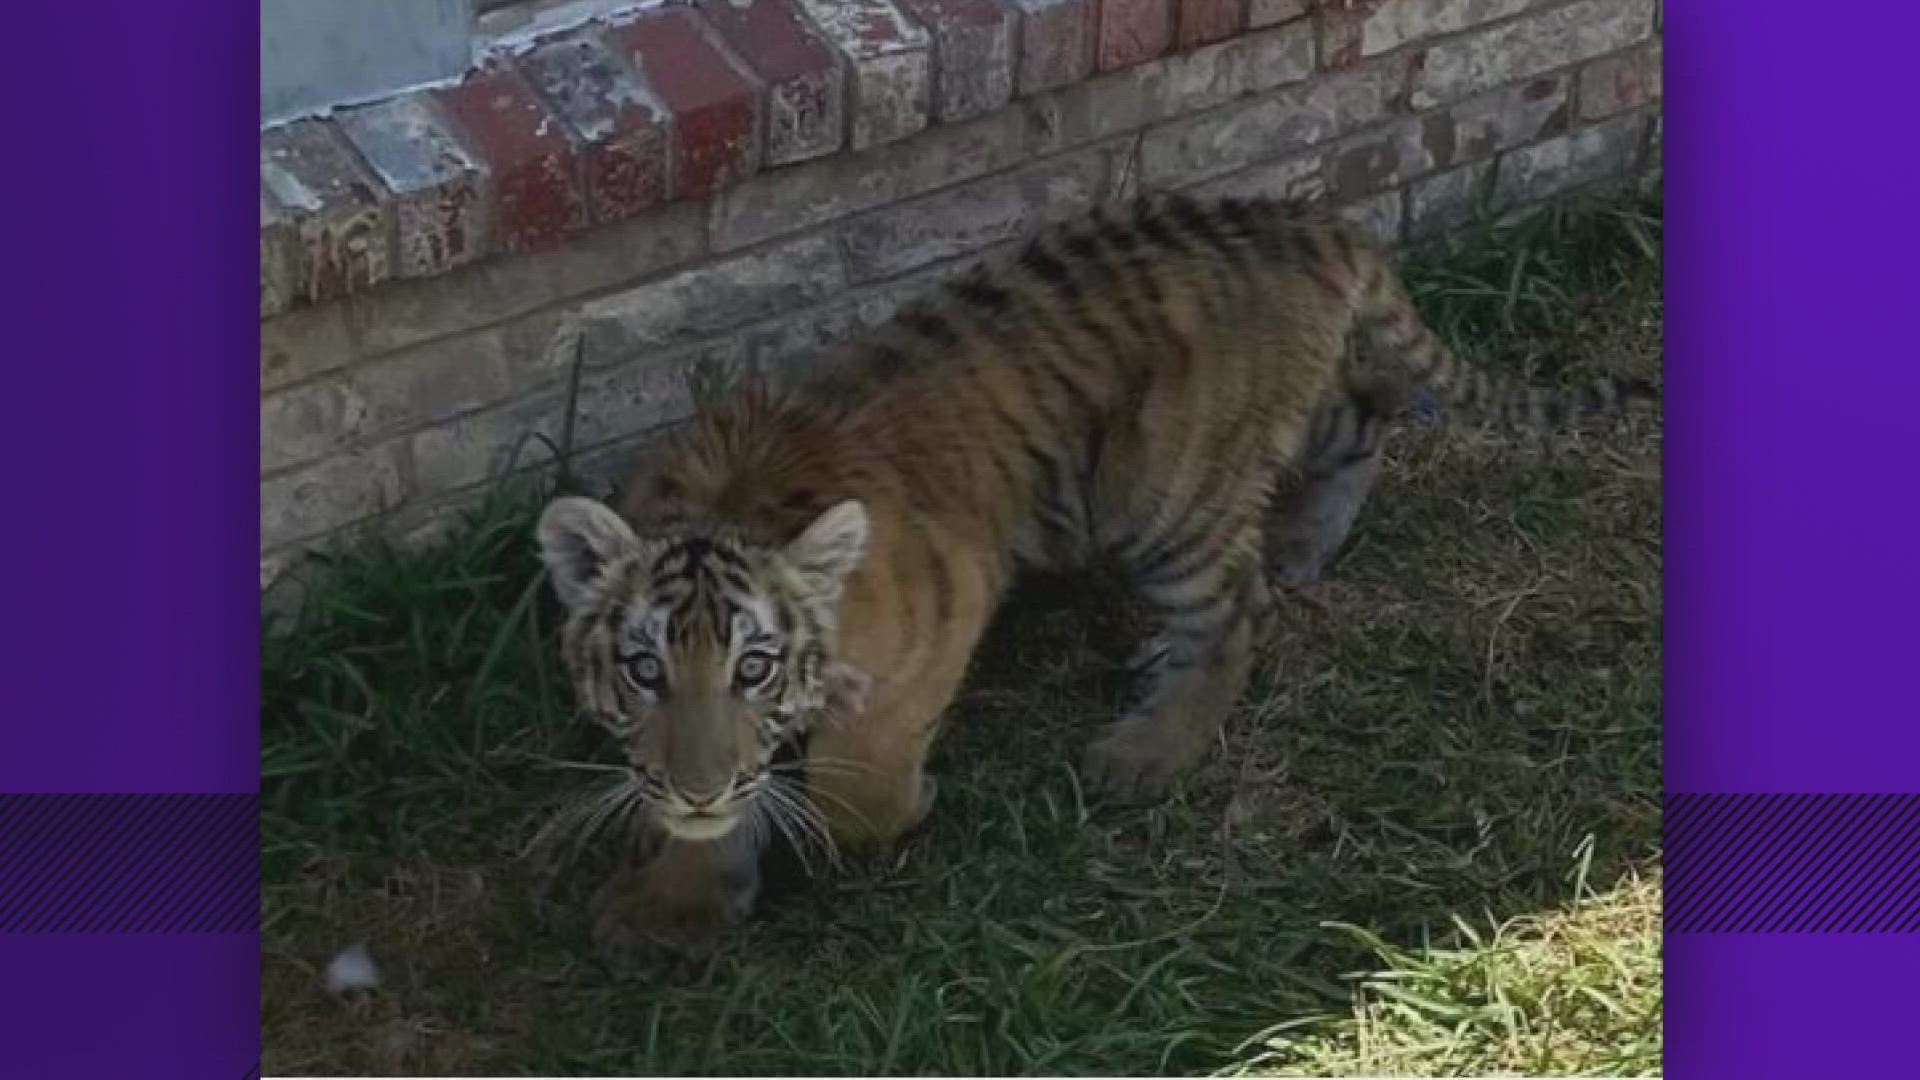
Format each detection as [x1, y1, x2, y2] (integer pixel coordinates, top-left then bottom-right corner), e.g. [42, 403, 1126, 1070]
[536, 496, 640, 612]
[783, 500, 869, 607]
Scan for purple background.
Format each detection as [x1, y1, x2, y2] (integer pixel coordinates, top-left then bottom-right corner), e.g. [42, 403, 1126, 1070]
[0, 1, 1914, 1076]
[1662, 3, 1920, 1075]
[0, 4, 259, 1078]
[1662, 7, 1920, 794]
[0, 7, 257, 792]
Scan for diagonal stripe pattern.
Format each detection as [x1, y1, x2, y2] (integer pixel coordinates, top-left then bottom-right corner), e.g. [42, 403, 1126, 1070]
[1666, 794, 1920, 933]
[0, 794, 258, 933]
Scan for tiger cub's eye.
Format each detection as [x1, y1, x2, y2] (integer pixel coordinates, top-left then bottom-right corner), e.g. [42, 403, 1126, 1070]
[735, 652, 777, 689]
[624, 653, 665, 690]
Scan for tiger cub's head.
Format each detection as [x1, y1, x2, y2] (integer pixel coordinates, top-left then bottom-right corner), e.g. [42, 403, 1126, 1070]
[535, 496, 869, 841]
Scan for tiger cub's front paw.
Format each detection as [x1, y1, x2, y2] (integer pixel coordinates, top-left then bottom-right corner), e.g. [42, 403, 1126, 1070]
[590, 848, 758, 953]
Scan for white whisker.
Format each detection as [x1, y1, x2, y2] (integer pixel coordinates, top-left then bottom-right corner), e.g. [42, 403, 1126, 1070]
[521, 781, 615, 857]
[514, 753, 631, 775]
[572, 783, 632, 858]
[756, 786, 817, 876]
[766, 779, 841, 872]
[793, 778, 874, 842]
[520, 772, 643, 869]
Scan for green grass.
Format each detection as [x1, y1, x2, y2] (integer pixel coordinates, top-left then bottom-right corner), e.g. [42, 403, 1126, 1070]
[1230, 873, 1661, 1077]
[261, 187, 1664, 1076]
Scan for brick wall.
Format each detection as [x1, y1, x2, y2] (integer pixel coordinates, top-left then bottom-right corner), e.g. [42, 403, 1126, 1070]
[260, 0, 1662, 588]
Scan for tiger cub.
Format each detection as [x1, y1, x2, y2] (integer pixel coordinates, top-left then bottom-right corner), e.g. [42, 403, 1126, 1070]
[535, 193, 1654, 945]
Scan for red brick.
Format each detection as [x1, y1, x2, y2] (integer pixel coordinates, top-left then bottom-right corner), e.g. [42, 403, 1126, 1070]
[697, 0, 846, 166]
[1011, 0, 1097, 95]
[518, 34, 671, 224]
[1098, 0, 1175, 71]
[260, 119, 392, 303]
[609, 9, 763, 200]
[433, 64, 586, 253]
[1177, 0, 1245, 49]
[899, 0, 1016, 121]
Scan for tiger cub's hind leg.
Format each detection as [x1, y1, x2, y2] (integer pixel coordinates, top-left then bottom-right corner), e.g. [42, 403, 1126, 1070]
[1264, 449, 1383, 587]
[1264, 382, 1400, 587]
[1083, 534, 1265, 803]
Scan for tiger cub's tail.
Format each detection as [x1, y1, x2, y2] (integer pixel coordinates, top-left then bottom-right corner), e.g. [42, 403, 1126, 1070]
[1354, 226, 1654, 420]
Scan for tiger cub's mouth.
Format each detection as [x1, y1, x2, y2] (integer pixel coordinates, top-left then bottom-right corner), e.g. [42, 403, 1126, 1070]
[656, 793, 749, 841]
[660, 810, 740, 842]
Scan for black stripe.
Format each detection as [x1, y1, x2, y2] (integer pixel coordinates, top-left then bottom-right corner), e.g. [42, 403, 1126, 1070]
[1111, 260, 1182, 373]
[1296, 229, 1347, 297]
[1074, 313, 1123, 358]
[1327, 224, 1358, 278]
[718, 594, 746, 634]
[1063, 230, 1101, 262]
[1218, 197, 1258, 236]
[1305, 401, 1342, 460]
[981, 387, 1045, 453]
[1030, 354, 1098, 422]
[668, 588, 701, 626]
[1347, 411, 1383, 461]
[1020, 243, 1082, 300]
[984, 443, 1024, 503]
[1133, 261, 1167, 305]
[1026, 443, 1088, 564]
[1132, 518, 1209, 581]
[1139, 521, 1250, 592]
[868, 344, 912, 378]
[926, 537, 956, 626]
[1138, 516, 1242, 591]
[1023, 443, 1070, 504]
[951, 274, 1012, 313]
[1081, 416, 1109, 518]
[1167, 195, 1229, 251]
[1015, 360, 1073, 441]
[1107, 294, 1157, 361]
[711, 541, 748, 571]
[1098, 215, 1141, 253]
[901, 309, 959, 346]
[1133, 206, 1184, 252]
[1134, 405, 1262, 579]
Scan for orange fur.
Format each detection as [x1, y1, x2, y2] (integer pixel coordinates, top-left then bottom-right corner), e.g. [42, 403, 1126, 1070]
[536, 194, 1653, 943]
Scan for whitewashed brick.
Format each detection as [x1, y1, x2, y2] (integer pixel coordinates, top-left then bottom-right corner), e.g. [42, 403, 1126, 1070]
[838, 147, 1113, 281]
[261, 449, 406, 548]
[1139, 59, 1403, 186]
[1411, 0, 1654, 108]
[574, 236, 847, 363]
